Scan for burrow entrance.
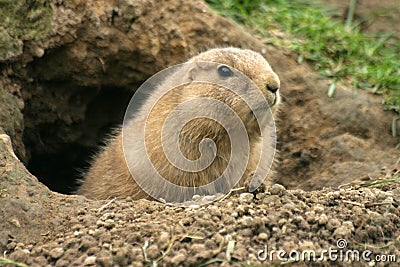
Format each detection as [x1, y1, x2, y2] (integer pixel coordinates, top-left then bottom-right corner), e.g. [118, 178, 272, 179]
[23, 85, 133, 194]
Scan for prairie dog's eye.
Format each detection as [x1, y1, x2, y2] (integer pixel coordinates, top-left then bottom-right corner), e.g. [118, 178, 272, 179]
[217, 65, 233, 77]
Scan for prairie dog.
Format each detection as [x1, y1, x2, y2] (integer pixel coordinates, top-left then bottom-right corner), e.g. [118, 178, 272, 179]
[77, 47, 280, 202]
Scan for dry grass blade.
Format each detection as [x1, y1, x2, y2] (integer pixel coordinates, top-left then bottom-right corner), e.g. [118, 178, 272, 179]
[153, 235, 204, 264]
[96, 198, 116, 212]
[327, 80, 336, 97]
[226, 239, 235, 262]
[0, 257, 30, 267]
[359, 177, 400, 188]
[345, 0, 357, 29]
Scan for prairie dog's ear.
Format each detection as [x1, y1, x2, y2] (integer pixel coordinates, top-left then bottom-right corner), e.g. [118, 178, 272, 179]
[187, 62, 214, 81]
[187, 66, 197, 81]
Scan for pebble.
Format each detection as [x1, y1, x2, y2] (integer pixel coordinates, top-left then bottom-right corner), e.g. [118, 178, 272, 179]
[209, 206, 222, 217]
[262, 195, 282, 207]
[55, 258, 69, 267]
[83, 255, 97, 265]
[239, 216, 253, 227]
[191, 243, 206, 252]
[171, 253, 186, 265]
[77, 208, 87, 215]
[15, 243, 25, 249]
[80, 237, 97, 251]
[318, 214, 329, 225]
[49, 247, 64, 259]
[100, 212, 115, 220]
[146, 244, 160, 260]
[86, 246, 101, 255]
[305, 211, 316, 223]
[10, 249, 30, 262]
[11, 218, 21, 227]
[126, 232, 142, 243]
[292, 215, 307, 228]
[235, 204, 247, 215]
[203, 195, 218, 202]
[33, 255, 48, 266]
[343, 221, 355, 232]
[6, 241, 17, 250]
[192, 195, 201, 201]
[72, 224, 83, 231]
[269, 184, 286, 196]
[333, 221, 355, 237]
[278, 218, 287, 226]
[326, 218, 341, 231]
[239, 228, 253, 237]
[32, 46, 45, 58]
[258, 232, 269, 240]
[333, 225, 352, 237]
[158, 231, 170, 250]
[96, 251, 113, 267]
[96, 256, 113, 267]
[298, 240, 314, 250]
[313, 204, 325, 212]
[131, 247, 144, 260]
[103, 219, 115, 229]
[74, 230, 83, 237]
[239, 193, 254, 203]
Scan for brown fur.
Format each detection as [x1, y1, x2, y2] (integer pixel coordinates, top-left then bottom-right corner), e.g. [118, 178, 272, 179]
[77, 47, 281, 200]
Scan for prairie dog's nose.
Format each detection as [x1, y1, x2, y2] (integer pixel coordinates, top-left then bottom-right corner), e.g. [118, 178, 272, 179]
[266, 83, 279, 93]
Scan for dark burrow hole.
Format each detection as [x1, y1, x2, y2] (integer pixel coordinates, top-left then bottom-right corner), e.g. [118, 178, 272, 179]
[23, 86, 134, 194]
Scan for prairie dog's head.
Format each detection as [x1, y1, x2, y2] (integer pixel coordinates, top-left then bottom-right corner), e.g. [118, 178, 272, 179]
[143, 47, 280, 139]
[187, 47, 280, 114]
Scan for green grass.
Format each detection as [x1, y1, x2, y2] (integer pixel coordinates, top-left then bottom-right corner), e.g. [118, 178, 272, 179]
[206, 0, 400, 113]
[0, 0, 53, 60]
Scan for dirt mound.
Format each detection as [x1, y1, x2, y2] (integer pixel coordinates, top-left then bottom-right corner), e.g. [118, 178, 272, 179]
[2, 143, 399, 266]
[275, 63, 398, 190]
[0, 0, 399, 266]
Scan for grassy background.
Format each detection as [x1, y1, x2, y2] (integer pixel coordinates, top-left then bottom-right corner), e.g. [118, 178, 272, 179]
[206, 0, 400, 114]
